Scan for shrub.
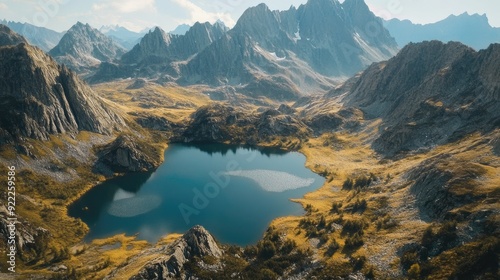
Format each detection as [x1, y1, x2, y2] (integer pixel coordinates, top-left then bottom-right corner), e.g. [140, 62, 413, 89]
[342, 178, 354, 190]
[280, 240, 296, 255]
[344, 233, 364, 250]
[354, 175, 371, 189]
[326, 239, 340, 256]
[408, 263, 421, 279]
[365, 266, 376, 279]
[331, 202, 343, 214]
[258, 240, 276, 260]
[348, 199, 367, 213]
[421, 226, 434, 248]
[260, 268, 279, 280]
[376, 215, 398, 230]
[318, 215, 327, 229]
[352, 255, 367, 271]
[401, 250, 420, 270]
[342, 220, 365, 236]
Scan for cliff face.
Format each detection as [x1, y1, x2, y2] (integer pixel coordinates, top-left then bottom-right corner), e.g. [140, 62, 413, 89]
[0, 42, 125, 143]
[95, 135, 160, 173]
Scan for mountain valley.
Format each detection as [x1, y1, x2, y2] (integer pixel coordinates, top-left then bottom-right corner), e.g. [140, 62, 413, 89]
[0, 0, 499, 279]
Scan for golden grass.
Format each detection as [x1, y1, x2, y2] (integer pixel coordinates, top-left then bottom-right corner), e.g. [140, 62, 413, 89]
[270, 127, 499, 277]
[92, 81, 212, 123]
[58, 234, 154, 280]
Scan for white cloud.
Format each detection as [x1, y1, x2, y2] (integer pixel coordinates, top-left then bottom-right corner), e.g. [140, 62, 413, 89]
[172, 0, 235, 26]
[92, 0, 156, 14]
[0, 3, 8, 10]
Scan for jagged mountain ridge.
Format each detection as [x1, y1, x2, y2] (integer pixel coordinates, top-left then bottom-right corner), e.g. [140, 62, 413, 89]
[339, 40, 500, 156]
[122, 21, 228, 64]
[0, 20, 64, 52]
[90, 21, 229, 84]
[49, 22, 126, 72]
[385, 13, 500, 50]
[184, 0, 397, 83]
[0, 27, 125, 142]
[92, 0, 397, 100]
[180, 0, 398, 99]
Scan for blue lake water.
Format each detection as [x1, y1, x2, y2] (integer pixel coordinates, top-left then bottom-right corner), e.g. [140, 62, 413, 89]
[68, 143, 324, 246]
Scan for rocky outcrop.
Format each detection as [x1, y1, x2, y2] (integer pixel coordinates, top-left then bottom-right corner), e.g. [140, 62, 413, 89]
[257, 108, 311, 139]
[131, 225, 222, 280]
[0, 205, 50, 263]
[406, 154, 487, 221]
[0, 42, 125, 143]
[343, 41, 500, 156]
[179, 103, 310, 144]
[49, 22, 125, 72]
[0, 24, 27, 46]
[95, 134, 160, 173]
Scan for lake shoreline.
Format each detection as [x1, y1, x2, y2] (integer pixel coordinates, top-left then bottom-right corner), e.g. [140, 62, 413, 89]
[68, 141, 327, 247]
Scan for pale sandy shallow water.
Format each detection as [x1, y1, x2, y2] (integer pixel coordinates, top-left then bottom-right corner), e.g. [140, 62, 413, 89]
[224, 169, 315, 192]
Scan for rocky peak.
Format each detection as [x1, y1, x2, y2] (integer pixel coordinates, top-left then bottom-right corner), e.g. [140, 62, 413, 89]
[121, 26, 174, 63]
[177, 21, 227, 57]
[0, 42, 124, 142]
[213, 20, 229, 32]
[131, 225, 222, 279]
[232, 3, 284, 48]
[0, 24, 27, 46]
[49, 22, 125, 71]
[150, 26, 173, 44]
[343, 0, 378, 27]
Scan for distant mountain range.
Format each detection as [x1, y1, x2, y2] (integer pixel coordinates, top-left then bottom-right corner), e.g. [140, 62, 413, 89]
[99, 25, 148, 50]
[0, 20, 64, 52]
[170, 24, 191, 35]
[385, 13, 500, 50]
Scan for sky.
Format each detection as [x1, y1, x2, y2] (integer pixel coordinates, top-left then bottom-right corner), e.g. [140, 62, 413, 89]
[0, 0, 499, 33]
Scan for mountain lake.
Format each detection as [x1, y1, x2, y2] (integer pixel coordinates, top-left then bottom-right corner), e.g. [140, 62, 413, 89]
[68, 143, 325, 246]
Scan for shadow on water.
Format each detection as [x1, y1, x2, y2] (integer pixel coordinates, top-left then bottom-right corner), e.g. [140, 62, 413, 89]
[182, 142, 289, 157]
[68, 172, 152, 226]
